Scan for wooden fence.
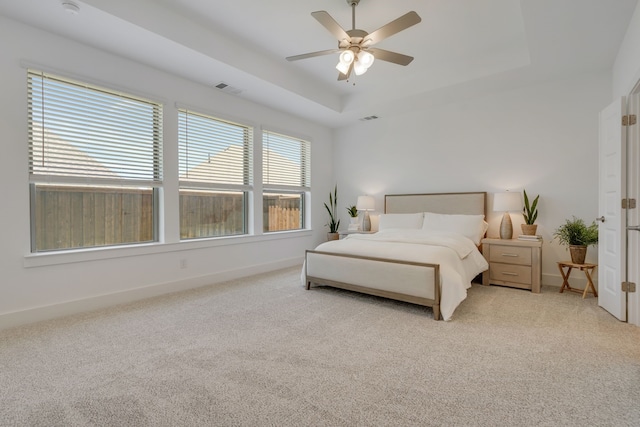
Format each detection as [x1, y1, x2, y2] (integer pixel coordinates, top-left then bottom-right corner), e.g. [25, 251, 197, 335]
[34, 185, 154, 251]
[34, 186, 301, 250]
[179, 190, 244, 239]
[267, 206, 300, 231]
[263, 194, 301, 232]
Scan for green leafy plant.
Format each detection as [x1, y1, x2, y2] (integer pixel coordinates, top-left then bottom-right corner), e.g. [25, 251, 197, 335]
[346, 205, 358, 218]
[522, 189, 539, 225]
[553, 216, 599, 247]
[324, 184, 340, 233]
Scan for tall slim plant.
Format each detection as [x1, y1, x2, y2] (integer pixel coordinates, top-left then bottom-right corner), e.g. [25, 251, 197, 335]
[522, 189, 539, 225]
[324, 184, 340, 233]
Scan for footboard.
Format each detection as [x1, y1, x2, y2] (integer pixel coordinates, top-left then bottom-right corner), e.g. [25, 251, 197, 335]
[305, 250, 442, 320]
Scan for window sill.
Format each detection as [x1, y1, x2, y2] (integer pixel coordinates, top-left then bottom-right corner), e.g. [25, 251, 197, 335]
[23, 229, 313, 268]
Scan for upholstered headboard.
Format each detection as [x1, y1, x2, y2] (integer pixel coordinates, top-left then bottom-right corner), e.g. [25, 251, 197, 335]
[384, 192, 487, 217]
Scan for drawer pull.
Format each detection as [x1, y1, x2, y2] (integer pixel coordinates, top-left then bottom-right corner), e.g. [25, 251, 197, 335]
[501, 253, 519, 257]
[502, 272, 519, 276]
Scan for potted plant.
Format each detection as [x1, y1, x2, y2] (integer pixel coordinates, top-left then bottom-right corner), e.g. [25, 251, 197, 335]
[346, 204, 359, 231]
[521, 190, 539, 235]
[553, 216, 599, 264]
[324, 184, 340, 240]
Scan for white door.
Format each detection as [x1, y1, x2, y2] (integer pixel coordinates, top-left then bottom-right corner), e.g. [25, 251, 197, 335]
[598, 98, 626, 321]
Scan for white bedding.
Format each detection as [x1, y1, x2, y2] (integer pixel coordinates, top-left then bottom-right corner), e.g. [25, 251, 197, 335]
[303, 229, 488, 320]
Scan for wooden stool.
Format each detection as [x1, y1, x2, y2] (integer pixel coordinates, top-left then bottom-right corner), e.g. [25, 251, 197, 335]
[557, 261, 598, 298]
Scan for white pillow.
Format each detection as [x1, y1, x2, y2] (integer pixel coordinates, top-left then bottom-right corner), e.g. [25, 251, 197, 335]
[422, 212, 487, 245]
[378, 213, 424, 230]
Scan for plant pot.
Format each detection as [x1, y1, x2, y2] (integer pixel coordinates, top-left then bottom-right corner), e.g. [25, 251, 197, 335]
[327, 232, 340, 241]
[347, 217, 360, 231]
[569, 245, 587, 264]
[521, 224, 538, 235]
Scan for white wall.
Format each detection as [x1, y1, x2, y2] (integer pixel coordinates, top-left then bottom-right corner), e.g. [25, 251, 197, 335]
[333, 71, 612, 287]
[0, 17, 333, 329]
[614, 1, 640, 98]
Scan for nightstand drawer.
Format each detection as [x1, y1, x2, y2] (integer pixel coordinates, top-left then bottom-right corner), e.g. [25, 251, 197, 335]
[490, 264, 532, 285]
[488, 245, 531, 265]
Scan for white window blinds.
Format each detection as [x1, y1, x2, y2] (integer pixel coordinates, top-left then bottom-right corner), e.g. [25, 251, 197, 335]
[178, 110, 253, 189]
[27, 70, 162, 184]
[262, 130, 310, 190]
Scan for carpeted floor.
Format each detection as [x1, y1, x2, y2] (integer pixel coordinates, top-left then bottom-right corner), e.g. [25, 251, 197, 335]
[1, 266, 639, 426]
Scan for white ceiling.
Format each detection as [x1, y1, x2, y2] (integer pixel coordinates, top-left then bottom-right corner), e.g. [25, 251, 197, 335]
[0, 0, 637, 128]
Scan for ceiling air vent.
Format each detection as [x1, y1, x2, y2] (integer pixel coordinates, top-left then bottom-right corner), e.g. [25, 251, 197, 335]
[214, 82, 243, 95]
[359, 115, 379, 121]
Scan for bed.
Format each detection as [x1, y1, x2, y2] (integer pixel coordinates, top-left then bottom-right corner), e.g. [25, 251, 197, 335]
[304, 192, 489, 320]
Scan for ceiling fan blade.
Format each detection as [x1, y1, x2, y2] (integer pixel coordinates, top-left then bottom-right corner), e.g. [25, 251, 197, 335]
[367, 48, 414, 66]
[365, 11, 421, 45]
[286, 49, 341, 61]
[337, 62, 354, 81]
[311, 11, 350, 42]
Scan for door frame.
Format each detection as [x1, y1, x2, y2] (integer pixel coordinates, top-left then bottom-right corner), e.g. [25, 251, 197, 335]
[625, 90, 640, 326]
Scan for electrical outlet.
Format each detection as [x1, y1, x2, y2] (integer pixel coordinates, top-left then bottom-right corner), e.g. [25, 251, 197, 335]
[180, 259, 187, 269]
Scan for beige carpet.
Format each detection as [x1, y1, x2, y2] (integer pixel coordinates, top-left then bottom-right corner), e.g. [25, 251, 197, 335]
[1, 266, 639, 426]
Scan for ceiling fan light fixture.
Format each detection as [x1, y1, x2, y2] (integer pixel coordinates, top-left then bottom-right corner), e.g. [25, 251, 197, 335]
[353, 60, 368, 76]
[359, 50, 375, 68]
[336, 49, 355, 74]
[336, 60, 351, 75]
[339, 50, 355, 64]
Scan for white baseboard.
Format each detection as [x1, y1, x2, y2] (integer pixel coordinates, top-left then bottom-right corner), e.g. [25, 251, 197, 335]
[0, 257, 303, 331]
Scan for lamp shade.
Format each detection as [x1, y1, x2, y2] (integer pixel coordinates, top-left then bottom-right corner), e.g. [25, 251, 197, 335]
[356, 195, 375, 211]
[493, 192, 522, 212]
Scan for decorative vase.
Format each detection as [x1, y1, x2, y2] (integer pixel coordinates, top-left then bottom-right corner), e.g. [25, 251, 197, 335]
[521, 224, 538, 235]
[569, 245, 587, 264]
[327, 232, 339, 241]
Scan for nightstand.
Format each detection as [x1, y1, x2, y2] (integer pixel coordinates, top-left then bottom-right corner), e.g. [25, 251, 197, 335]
[481, 238, 542, 293]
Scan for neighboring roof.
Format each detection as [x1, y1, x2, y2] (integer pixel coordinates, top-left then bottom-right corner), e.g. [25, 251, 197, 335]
[30, 123, 119, 179]
[180, 144, 302, 186]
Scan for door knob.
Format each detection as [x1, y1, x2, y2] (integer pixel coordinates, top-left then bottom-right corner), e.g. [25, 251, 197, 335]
[596, 216, 605, 223]
[628, 225, 640, 231]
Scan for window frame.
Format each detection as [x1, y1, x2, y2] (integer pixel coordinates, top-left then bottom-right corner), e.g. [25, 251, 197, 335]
[262, 129, 311, 233]
[27, 70, 163, 253]
[177, 108, 254, 240]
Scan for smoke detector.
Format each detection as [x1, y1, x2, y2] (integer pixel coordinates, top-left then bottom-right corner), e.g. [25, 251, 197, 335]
[61, 1, 80, 15]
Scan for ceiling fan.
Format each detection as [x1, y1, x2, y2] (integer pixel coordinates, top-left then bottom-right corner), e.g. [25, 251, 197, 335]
[286, 0, 421, 81]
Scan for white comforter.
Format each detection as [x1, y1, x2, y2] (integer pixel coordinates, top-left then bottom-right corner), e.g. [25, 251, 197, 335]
[305, 229, 488, 320]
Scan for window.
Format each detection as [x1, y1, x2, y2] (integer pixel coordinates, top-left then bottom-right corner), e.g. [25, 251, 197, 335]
[28, 71, 162, 252]
[262, 130, 310, 232]
[178, 109, 252, 239]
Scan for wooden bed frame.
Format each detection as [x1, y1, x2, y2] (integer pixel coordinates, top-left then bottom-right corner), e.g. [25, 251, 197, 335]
[305, 192, 487, 320]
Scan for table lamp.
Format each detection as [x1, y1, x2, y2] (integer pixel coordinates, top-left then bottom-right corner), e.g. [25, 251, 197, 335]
[493, 191, 522, 239]
[356, 195, 375, 231]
